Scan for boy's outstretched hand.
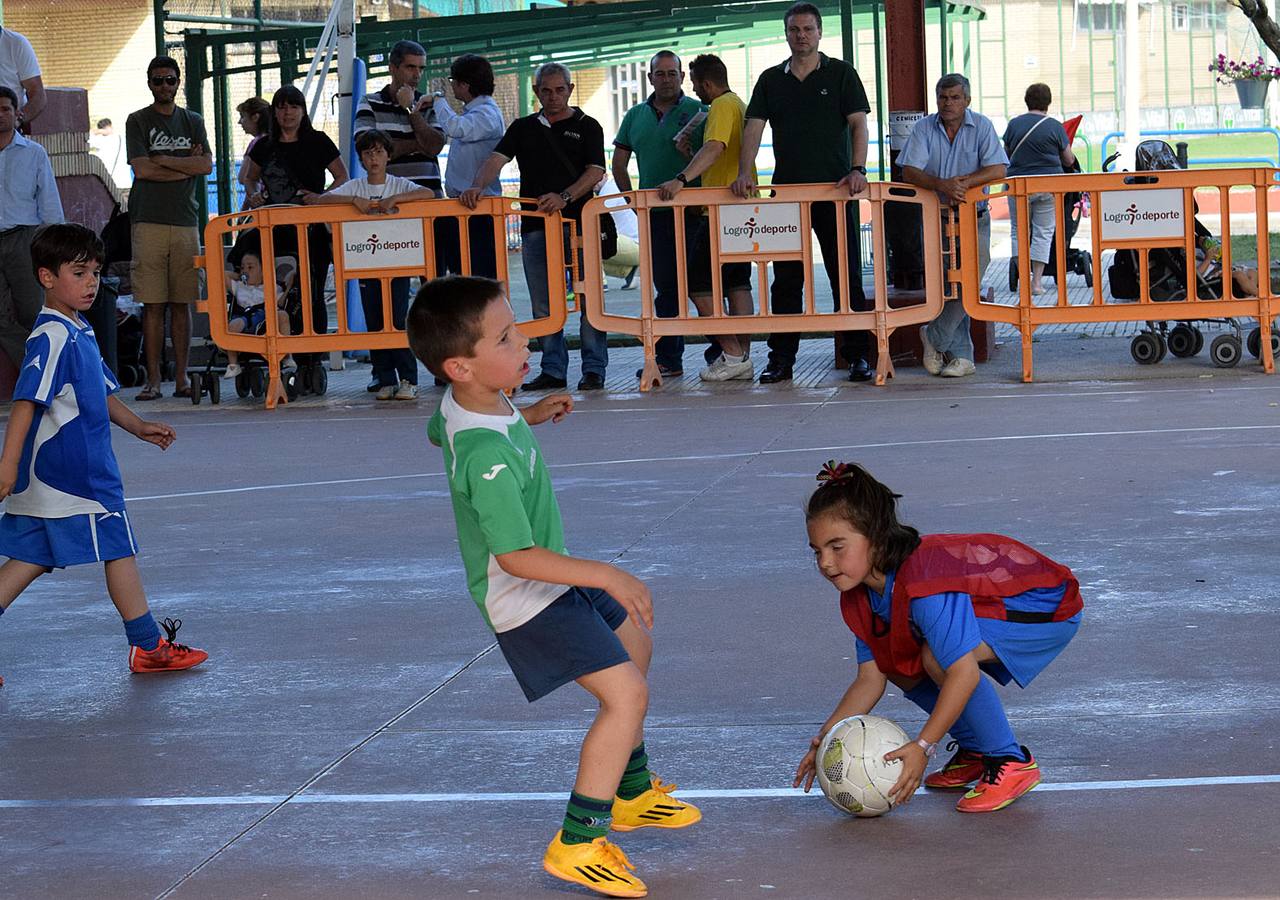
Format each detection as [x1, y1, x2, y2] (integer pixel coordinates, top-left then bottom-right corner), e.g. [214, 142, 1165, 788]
[135, 420, 176, 450]
[0, 458, 18, 502]
[883, 740, 928, 806]
[794, 734, 823, 792]
[521, 393, 573, 425]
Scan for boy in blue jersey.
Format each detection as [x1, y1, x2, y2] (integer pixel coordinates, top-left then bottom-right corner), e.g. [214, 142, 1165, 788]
[0, 224, 207, 687]
[407, 275, 699, 898]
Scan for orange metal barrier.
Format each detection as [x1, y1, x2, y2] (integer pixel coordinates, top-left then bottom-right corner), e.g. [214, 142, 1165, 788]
[578, 183, 947, 389]
[954, 168, 1278, 381]
[195, 197, 570, 408]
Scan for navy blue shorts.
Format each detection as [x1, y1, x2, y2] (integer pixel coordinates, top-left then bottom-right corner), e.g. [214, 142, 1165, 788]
[230, 305, 267, 334]
[495, 587, 630, 702]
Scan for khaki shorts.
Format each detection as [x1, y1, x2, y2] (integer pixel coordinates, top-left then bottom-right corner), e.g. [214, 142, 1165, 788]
[130, 222, 201, 304]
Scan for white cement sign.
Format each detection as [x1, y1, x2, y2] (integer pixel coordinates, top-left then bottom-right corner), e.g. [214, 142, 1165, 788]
[889, 111, 924, 150]
[1099, 189, 1185, 241]
[340, 218, 426, 270]
[718, 203, 804, 254]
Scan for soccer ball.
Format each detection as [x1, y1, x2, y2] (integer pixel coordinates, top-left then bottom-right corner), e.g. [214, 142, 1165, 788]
[815, 714, 909, 817]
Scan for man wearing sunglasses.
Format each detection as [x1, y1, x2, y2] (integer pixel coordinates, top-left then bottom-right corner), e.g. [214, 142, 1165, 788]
[125, 56, 212, 401]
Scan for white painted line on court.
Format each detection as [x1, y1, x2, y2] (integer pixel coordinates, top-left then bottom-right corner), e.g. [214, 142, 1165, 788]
[4, 773, 1278, 809]
[125, 422, 1280, 504]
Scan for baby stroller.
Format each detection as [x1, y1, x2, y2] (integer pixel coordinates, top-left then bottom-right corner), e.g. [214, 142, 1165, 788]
[1008, 114, 1094, 292]
[1104, 139, 1258, 368]
[188, 255, 306, 405]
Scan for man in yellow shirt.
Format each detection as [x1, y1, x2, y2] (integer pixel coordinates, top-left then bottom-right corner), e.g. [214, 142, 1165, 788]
[658, 54, 756, 382]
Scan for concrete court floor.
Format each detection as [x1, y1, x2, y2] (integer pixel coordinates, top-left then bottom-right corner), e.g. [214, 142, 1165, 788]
[1, 333, 1278, 900]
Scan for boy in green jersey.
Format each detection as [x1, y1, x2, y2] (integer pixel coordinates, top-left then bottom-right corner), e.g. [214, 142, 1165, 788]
[409, 276, 700, 898]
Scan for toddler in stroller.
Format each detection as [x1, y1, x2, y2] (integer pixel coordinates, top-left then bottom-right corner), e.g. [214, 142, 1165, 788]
[223, 250, 297, 380]
[1106, 139, 1264, 368]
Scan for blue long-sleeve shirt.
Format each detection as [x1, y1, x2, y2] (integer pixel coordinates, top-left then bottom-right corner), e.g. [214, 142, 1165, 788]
[0, 132, 63, 230]
[433, 95, 505, 198]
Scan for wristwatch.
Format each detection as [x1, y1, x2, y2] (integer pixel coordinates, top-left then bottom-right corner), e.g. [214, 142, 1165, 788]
[852, 165, 867, 175]
[675, 173, 688, 185]
[915, 738, 938, 758]
[559, 190, 573, 205]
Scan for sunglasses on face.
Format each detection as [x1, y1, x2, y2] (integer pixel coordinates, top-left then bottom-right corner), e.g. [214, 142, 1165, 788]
[150, 75, 179, 86]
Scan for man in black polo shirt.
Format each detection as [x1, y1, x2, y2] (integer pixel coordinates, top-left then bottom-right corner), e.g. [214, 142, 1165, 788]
[462, 62, 608, 391]
[733, 1, 875, 384]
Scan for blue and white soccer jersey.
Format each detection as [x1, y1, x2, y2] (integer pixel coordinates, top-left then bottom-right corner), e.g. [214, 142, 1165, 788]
[0, 308, 139, 568]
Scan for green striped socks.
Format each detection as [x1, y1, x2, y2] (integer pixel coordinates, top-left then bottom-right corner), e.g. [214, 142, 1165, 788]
[616, 743, 651, 801]
[560, 792, 613, 845]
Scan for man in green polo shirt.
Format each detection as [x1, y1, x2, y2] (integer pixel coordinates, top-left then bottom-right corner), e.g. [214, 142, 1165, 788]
[612, 50, 706, 378]
[733, 1, 876, 385]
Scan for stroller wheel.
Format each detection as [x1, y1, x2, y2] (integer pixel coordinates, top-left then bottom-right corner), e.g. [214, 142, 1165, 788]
[209, 375, 221, 405]
[1082, 253, 1094, 288]
[284, 370, 300, 401]
[1191, 327, 1205, 356]
[118, 366, 136, 388]
[1210, 334, 1242, 368]
[190, 372, 203, 406]
[1008, 258, 1018, 292]
[307, 364, 329, 396]
[235, 370, 250, 399]
[1168, 325, 1199, 358]
[249, 367, 266, 398]
[1130, 332, 1165, 365]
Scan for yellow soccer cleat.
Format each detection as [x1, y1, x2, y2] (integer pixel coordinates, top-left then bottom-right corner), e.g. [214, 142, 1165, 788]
[611, 775, 703, 832]
[543, 831, 647, 898]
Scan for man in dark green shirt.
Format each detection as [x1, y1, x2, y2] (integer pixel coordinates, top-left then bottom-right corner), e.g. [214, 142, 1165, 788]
[734, 1, 875, 384]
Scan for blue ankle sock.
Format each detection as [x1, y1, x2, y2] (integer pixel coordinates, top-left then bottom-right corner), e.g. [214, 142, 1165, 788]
[903, 680, 982, 751]
[123, 612, 161, 651]
[952, 677, 1021, 759]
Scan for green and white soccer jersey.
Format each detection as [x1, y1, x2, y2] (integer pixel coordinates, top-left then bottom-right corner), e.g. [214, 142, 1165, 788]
[428, 389, 570, 632]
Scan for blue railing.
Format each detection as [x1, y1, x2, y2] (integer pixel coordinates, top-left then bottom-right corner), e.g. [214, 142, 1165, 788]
[1099, 127, 1280, 169]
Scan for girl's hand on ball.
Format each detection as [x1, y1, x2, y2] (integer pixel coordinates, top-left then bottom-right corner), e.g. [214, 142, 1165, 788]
[793, 735, 822, 791]
[884, 741, 926, 805]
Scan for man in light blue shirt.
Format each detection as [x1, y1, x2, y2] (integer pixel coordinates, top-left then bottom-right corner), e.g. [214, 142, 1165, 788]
[434, 53, 505, 279]
[899, 73, 1007, 377]
[0, 85, 63, 369]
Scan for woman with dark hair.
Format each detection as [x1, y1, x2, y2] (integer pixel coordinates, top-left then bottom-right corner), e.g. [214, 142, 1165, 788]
[432, 54, 505, 277]
[240, 86, 348, 336]
[235, 96, 270, 210]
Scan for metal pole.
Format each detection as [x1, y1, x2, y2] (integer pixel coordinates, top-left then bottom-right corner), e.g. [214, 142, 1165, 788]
[255, 0, 263, 98]
[154, 0, 167, 58]
[840, 0, 854, 65]
[873, 2, 885, 180]
[1119, 0, 1139, 169]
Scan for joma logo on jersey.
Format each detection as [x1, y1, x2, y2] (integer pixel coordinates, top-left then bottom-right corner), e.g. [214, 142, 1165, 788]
[481, 464, 508, 480]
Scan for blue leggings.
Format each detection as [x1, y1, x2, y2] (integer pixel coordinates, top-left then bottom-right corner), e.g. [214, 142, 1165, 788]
[904, 678, 1021, 758]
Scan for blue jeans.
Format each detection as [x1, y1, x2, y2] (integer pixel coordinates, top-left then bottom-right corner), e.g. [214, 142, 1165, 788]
[926, 209, 991, 361]
[522, 225, 608, 379]
[358, 277, 416, 386]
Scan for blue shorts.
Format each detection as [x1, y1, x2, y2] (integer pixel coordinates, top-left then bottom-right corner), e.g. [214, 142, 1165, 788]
[495, 587, 630, 702]
[230, 305, 267, 334]
[0, 511, 139, 569]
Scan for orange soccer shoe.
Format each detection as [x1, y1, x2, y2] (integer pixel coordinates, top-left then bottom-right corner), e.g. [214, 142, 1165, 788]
[924, 743, 986, 789]
[611, 775, 702, 832]
[543, 832, 647, 898]
[128, 618, 208, 674]
[955, 746, 1041, 813]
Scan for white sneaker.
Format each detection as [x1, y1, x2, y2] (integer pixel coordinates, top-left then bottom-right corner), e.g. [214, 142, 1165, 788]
[393, 379, 418, 401]
[223, 363, 242, 379]
[920, 327, 943, 376]
[700, 354, 754, 382]
[940, 357, 976, 377]
[375, 384, 396, 401]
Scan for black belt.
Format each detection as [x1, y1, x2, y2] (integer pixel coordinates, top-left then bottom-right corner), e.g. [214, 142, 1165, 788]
[0, 224, 34, 236]
[1004, 609, 1058, 624]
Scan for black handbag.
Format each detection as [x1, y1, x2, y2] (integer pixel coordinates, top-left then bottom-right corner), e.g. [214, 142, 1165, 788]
[540, 122, 618, 260]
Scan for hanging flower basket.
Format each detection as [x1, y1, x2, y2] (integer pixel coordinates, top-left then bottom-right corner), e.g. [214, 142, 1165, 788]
[1235, 79, 1270, 109]
[1209, 55, 1280, 108]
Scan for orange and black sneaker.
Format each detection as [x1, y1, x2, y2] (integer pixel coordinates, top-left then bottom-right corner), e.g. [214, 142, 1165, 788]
[924, 741, 986, 789]
[128, 618, 208, 674]
[543, 831, 647, 898]
[955, 746, 1041, 813]
[611, 775, 702, 832]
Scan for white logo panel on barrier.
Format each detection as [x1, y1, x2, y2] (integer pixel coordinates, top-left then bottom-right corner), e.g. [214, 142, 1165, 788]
[340, 218, 425, 270]
[719, 202, 804, 254]
[1099, 189, 1185, 241]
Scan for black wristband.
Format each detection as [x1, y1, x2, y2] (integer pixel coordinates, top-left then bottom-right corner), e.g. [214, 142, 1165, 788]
[675, 172, 688, 185]
[852, 165, 867, 175]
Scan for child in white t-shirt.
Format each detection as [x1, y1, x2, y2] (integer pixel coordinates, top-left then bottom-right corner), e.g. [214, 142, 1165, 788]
[317, 129, 437, 400]
[222, 250, 295, 378]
